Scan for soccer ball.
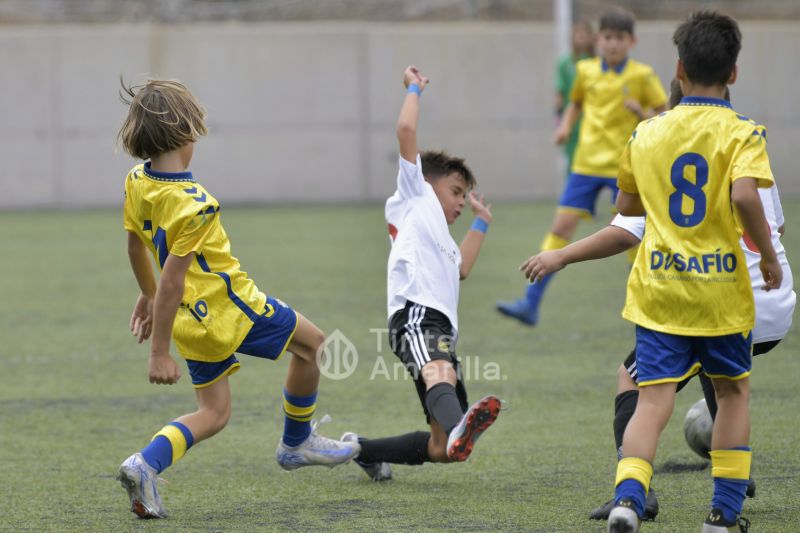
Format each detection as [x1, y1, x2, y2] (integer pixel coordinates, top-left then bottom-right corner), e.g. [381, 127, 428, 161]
[683, 398, 713, 459]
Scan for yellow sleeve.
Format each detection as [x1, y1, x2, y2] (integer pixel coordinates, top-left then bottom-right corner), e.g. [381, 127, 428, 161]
[171, 204, 220, 257]
[731, 126, 774, 188]
[616, 136, 638, 193]
[123, 179, 136, 231]
[569, 62, 586, 104]
[641, 69, 667, 109]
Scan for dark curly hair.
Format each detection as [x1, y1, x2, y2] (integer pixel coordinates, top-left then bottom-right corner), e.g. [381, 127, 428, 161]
[420, 150, 476, 189]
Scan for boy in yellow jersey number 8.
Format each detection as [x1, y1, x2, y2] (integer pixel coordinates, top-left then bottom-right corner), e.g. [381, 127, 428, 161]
[604, 12, 782, 533]
[115, 79, 360, 519]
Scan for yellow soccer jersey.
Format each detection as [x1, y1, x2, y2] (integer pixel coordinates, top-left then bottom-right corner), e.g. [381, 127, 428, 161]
[618, 96, 774, 336]
[570, 57, 667, 178]
[123, 162, 266, 361]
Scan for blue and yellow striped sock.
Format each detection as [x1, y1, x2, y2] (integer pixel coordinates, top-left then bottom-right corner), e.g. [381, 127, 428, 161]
[282, 389, 317, 447]
[140, 421, 194, 474]
[711, 446, 751, 523]
[614, 457, 653, 518]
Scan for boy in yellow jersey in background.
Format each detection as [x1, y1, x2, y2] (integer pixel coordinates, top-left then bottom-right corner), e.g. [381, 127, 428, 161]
[115, 80, 360, 519]
[497, 7, 666, 326]
[606, 12, 782, 533]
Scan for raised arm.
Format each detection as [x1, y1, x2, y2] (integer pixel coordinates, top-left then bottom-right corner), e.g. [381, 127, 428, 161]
[520, 224, 640, 282]
[397, 65, 430, 163]
[732, 178, 782, 290]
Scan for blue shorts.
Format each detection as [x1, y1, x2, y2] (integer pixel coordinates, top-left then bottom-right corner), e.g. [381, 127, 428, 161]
[635, 325, 752, 387]
[558, 173, 618, 218]
[187, 296, 298, 388]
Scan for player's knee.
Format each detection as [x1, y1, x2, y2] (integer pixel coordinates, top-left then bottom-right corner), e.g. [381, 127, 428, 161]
[294, 326, 326, 364]
[202, 403, 231, 435]
[713, 378, 749, 401]
[421, 361, 456, 388]
[307, 326, 326, 352]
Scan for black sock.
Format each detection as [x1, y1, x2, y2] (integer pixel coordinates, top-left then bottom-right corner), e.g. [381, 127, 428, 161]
[424, 382, 464, 434]
[358, 431, 431, 465]
[614, 390, 639, 456]
[699, 373, 719, 420]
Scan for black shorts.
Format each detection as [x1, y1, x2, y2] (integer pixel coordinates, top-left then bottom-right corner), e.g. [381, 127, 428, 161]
[388, 301, 468, 422]
[622, 338, 782, 390]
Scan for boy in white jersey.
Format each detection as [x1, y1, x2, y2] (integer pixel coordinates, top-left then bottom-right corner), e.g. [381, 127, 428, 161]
[341, 66, 501, 480]
[114, 79, 359, 519]
[521, 81, 795, 522]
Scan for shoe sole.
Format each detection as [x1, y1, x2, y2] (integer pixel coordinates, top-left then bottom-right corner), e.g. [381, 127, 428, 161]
[276, 447, 359, 471]
[117, 467, 162, 519]
[447, 396, 501, 461]
[608, 517, 638, 533]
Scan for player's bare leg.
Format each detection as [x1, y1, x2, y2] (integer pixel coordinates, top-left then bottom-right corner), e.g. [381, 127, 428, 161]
[621, 382, 676, 463]
[275, 312, 359, 470]
[118, 377, 232, 519]
[284, 312, 324, 396]
[710, 377, 750, 450]
[590, 363, 659, 521]
[549, 210, 581, 241]
[175, 376, 232, 441]
[701, 377, 752, 532]
[608, 383, 675, 531]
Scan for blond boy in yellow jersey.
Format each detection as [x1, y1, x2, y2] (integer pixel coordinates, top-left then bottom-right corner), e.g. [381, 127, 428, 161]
[497, 7, 666, 326]
[114, 80, 359, 520]
[605, 12, 782, 533]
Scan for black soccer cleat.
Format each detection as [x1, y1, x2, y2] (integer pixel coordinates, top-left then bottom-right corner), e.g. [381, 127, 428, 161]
[590, 489, 659, 521]
[745, 476, 756, 498]
[702, 508, 750, 532]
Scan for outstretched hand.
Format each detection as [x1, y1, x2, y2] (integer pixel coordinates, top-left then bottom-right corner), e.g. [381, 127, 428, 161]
[520, 250, 567, 283]
[468, 191, 492, 223]
[404, 65, 430, 91]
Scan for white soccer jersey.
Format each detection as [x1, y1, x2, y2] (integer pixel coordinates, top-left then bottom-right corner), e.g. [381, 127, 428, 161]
[611, 183, 795, 343]
[385, 154, 461, 333]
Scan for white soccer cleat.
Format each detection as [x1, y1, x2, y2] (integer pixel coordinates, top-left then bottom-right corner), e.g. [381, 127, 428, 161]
[341, 432, 392, 482]
[446, 395, 502, 462]
[117, 453, 167, 519]
[276, 415, 361, 471]
[607, 502, 641, 533]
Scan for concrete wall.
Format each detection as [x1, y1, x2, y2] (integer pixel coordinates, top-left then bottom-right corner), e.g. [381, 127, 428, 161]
[1, 21, 798, 208]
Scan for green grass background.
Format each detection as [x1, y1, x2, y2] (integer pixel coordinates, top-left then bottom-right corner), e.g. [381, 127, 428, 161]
[2, 202, 797, 532]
